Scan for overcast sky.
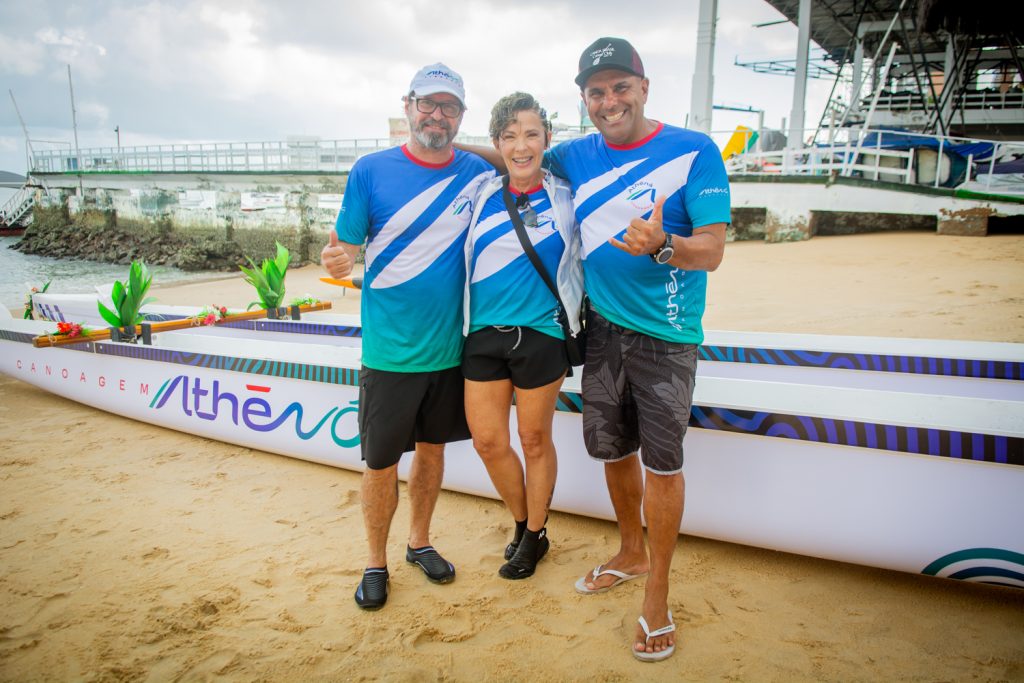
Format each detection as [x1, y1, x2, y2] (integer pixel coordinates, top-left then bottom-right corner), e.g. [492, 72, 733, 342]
[0, 0, 835, 175]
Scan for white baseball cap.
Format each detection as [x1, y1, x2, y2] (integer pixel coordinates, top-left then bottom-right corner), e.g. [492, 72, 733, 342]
[408, 62, 467, 108]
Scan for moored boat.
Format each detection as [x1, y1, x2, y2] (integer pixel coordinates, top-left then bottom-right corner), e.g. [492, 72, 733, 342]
[2, 306, 1022, 589]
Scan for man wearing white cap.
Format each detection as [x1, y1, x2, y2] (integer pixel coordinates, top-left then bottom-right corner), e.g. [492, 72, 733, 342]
[321, 63, 494, 610]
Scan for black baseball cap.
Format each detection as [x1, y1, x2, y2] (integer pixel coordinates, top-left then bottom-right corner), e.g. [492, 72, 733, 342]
[575, 37, 645, 88]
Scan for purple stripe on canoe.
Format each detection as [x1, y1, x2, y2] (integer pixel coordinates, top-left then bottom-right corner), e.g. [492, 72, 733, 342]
[885, 425, 899, 451]
[698, 345, 1021, 380]
[972, 433, 986, 461]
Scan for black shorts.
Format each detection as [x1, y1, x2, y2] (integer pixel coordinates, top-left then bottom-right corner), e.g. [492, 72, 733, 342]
[462, 326, 569, 389]
[581, 309, 697, 474]
[357, 365, 470, 470]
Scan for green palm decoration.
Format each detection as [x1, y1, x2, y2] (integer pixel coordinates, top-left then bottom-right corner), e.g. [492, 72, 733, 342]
[97, 261, 156, 330]
[239, 242, 290, 310]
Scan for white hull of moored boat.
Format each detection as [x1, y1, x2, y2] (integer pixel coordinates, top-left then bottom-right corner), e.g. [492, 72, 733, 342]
[2, 315, 1022, 589]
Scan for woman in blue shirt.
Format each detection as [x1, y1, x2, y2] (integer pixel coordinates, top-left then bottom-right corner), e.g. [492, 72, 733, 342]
[461, 92, 583, 579]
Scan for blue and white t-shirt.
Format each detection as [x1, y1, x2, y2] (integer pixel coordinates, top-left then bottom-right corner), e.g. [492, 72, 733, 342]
[468, 185, 565, 339]
[547, 122, 731, 344]
[336, 145, 494, 372]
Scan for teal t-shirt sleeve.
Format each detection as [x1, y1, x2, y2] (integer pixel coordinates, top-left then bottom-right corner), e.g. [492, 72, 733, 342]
[336, 163, 371, 244]
[684, 138, 732, 227]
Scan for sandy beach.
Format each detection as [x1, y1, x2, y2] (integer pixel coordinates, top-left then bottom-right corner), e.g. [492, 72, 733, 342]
[2, 231, 1023, 681]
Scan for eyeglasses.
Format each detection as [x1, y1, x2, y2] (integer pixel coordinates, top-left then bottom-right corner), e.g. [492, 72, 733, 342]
[515, 192, 538, 228]
[410, 97, 464, 118]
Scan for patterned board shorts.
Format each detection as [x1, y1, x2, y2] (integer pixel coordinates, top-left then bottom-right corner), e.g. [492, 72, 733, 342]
[581, 309, 698, 474]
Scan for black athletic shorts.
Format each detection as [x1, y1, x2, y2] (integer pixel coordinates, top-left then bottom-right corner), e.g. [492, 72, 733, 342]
[581, 309, 698, 474]
[357, 365, 470, 470]
[461, 326, 569, 389]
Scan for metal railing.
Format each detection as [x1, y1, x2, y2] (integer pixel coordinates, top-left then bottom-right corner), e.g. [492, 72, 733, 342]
[0, 185, 35, 227]
[30, 138, 399, 174]
[865, 89, 1024, 112]
[29, 131, 585, 176]
[27, 126, 1022, 195]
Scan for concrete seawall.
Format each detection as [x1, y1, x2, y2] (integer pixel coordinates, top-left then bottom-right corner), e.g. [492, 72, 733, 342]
[35, 172, 347, 234]
[29, 170, 1024, 246]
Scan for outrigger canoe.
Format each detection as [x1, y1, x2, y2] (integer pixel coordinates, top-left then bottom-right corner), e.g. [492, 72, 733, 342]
[5, 293, 1024, 589]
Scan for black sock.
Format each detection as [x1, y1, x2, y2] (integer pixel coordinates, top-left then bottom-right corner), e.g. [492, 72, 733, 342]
[513, 518, 527, 545]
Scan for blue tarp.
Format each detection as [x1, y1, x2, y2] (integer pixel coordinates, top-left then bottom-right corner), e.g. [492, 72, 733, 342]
[859, 130, 995, 162]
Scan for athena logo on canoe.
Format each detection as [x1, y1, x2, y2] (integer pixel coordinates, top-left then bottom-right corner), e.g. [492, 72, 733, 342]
[150, 375, 360, 447]
[590, 44, 615, 65]
[626, 181, 656, 211]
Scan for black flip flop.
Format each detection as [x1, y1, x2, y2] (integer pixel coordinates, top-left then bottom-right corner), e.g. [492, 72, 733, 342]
[406, 545, 456, 584]
[355, 567, 389, 610]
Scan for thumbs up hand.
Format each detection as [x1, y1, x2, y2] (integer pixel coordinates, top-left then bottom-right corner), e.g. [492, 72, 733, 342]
[609, 196, 668, 257]
[321, 231, 353, 279]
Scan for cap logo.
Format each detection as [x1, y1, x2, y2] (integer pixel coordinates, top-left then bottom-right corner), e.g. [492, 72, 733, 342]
[425, 69, 460, 84]
[590, 44, 615, 65]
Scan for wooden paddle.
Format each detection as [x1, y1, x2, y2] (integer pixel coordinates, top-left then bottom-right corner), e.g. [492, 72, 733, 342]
[319, 277, 363, 290]
[32, 301, 333, 348]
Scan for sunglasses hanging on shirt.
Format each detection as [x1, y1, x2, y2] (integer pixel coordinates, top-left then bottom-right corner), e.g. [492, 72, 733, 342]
[515, 192, 538, 228]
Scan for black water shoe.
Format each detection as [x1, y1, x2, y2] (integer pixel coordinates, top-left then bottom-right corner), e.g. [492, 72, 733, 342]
[406, 545, 456, 584]
[499, 527, 549, 580]
[355, 567, 389, 610]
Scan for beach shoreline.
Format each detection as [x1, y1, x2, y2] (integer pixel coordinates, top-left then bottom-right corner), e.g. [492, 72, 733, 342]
[2, 231, 1023, 681]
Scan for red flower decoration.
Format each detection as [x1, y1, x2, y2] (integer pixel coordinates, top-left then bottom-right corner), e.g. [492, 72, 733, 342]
[54, 322, 84, 338]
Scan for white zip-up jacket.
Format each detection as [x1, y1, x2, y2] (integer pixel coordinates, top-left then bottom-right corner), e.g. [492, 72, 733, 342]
[463, 170, 584, 338]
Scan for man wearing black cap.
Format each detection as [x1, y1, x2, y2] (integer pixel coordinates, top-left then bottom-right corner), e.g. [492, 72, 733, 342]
[551, 37, 732, 662]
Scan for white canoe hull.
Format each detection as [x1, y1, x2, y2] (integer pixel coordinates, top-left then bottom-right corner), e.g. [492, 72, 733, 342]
[3, 316, 1022, 589]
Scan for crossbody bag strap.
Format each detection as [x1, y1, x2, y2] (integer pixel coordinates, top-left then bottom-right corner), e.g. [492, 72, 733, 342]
[501, 177, 566, 312]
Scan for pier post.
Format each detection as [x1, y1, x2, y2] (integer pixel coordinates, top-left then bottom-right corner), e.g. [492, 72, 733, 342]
[937, 207, 991, 236]
[765, 207, 812, 242]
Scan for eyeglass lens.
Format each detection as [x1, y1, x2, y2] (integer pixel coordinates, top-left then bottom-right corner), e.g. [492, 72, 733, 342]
[415, 98, 462, 117]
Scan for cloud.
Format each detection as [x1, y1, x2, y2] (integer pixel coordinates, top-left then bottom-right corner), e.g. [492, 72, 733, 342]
[0, 0, 834, 175]
[0, 33, 46, 75]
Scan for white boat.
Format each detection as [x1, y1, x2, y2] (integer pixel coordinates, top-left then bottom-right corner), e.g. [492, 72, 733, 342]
[5, 296, 1024, 589]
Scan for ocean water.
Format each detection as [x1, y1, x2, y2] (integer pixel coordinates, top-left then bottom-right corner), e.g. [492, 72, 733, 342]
[0, 236, 224, 311]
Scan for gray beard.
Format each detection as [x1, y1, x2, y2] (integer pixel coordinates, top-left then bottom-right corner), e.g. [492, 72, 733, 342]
[413, 127, 453, 150]
[411, 120, 454, 150]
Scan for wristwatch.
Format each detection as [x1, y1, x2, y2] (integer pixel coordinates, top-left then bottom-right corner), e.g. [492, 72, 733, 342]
[650, 233, 674, 264]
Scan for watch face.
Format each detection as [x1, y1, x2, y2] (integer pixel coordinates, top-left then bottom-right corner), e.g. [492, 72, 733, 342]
[655, 246, 674, 264]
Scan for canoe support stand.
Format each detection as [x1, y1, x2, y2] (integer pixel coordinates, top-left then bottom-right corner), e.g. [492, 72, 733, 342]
[109, 325, 147, 345]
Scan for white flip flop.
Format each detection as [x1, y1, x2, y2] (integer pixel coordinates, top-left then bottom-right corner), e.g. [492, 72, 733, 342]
[574, 564, 647, 594]
[633, 611, 676, 662]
